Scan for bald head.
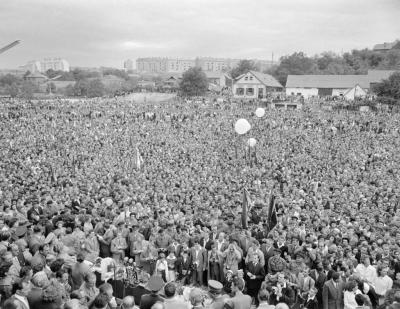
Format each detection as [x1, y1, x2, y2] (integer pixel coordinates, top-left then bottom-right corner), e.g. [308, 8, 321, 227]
[122, 296, 135, 309]
[275, 303, 290, 309]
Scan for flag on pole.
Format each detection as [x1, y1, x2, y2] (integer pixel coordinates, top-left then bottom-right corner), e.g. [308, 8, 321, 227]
[136, 147, 144, 170]
[267, 194, 277, 232]
[241, 188, 252, 229]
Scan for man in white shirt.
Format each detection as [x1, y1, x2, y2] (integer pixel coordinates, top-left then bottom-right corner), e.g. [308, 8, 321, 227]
[354, 256, 377, 285]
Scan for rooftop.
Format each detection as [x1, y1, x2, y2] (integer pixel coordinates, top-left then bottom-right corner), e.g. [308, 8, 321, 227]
[373, 40, 399, 51]
[285, 74, 371, 88]
[249, 71, 283, 88]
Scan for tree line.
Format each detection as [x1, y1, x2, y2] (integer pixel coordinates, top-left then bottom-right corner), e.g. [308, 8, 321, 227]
[229, 48, 400, 85]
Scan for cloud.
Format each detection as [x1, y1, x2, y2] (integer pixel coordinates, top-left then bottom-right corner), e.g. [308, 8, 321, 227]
[0, 0, 399, 68]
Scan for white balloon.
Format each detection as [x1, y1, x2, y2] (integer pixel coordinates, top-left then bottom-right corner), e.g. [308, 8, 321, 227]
[234, 119, 251, 135]
[247, 138, 257, 147]
[255, 108, 265, 118]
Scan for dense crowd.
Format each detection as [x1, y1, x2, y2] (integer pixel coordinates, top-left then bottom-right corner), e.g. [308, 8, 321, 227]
[0, 96, 400, 309]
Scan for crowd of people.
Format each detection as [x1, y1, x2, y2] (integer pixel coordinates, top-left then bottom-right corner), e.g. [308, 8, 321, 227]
[0, 96, 400, 309]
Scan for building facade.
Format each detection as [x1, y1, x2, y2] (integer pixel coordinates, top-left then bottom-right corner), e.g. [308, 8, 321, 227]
[233, 71, 283, 99]
[195, 57, 240, 72]
[166, 58, 195, 73]
[285, 70, 398, 98]
[21, 58, 70, 73]
[136, 58, 168, 73]
[136, 57, 272, 73]
[123, 59, 134, 71]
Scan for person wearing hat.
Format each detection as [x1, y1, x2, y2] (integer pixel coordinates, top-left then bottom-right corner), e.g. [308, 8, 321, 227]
[267, 248, 286, 275]
[139, 276, 164, 309]
[207, 280, 228, 309]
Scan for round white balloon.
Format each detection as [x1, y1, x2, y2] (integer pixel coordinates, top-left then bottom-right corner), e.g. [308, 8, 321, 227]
[247, 138, 257, 147]
[255, 108, 265, 118]
[234, 119, 251, 135]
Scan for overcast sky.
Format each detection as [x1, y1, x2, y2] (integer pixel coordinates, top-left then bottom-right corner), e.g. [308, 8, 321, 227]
[0, 0, 399, 69]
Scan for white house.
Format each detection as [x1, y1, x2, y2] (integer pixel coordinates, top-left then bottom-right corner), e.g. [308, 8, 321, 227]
[233, 71, 283, 99]
[285, 75, 371, 98]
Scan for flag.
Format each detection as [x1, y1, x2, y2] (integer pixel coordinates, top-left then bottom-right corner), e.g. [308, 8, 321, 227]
[242, 188, 252, 229]
[267, 194, 277, 232]
[136, 147, 144, 170]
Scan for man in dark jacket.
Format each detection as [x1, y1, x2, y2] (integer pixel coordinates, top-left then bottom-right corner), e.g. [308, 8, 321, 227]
[139, 276, 164, 309]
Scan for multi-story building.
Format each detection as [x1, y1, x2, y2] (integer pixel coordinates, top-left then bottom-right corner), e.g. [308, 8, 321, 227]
[135, 57, 274, 73]
[40, 58, 70, 72]
[136, 58, 167, 73]
[195, 57, 240, 72]
[21, 58, 70, 73]
[123, 59, 134, 71]
[166, 58, 195, 73]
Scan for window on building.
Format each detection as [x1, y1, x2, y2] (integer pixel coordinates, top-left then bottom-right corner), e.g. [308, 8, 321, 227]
[249, 76, 253, 80]
[236, 88, 244, 95]
[246, 88, 254, 95]
[245, 77, 248, 81]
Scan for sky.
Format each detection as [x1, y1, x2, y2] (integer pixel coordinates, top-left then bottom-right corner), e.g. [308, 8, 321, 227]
[0, 0, 399, 69]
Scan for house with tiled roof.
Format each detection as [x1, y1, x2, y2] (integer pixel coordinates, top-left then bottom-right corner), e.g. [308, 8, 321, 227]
[232, 71, 283, 99]
[285, 70, 399, 98]
[373, 40, 400, 52]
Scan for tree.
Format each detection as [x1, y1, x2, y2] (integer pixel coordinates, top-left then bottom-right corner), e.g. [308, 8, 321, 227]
[20, 81, 37, 99]
[271, 52, 317, 85]
[46, 82, 56, 94]
[179, 67, 208, 97]
[101, 68, 130, 80]
[87, 79, 105, 97]
[230, 60, 257, 79]
[73, 79, 89, 96]
[5, 83, 19, 97]
[0, 73, 22, 86]
[64, 84, 75, 97]
[372, 72, 400, 103]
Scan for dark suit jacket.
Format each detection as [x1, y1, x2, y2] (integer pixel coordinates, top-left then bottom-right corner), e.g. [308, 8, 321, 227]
[245, 262, 266, 292]
[273, 242, 288, 258]
[260, 245, 275, 268]
[189, 247, 208, 271]
[131, 285, 151, 307]
[27, 287, 43, 309]
[209, 232, 219, 242]
[246, 262, 265, 280]
[269, 285, 295, 306]
[200, 237, 213, 251]
[140, 293, 164, 309]
[175, 256, 192, 277]
[310, 269, 327, 303]
[303, 297, 319, 309]
[322, 279, 344, 309]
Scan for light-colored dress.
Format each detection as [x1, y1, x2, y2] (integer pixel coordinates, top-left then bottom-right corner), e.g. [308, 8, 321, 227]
[167, 254, 177, 281]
